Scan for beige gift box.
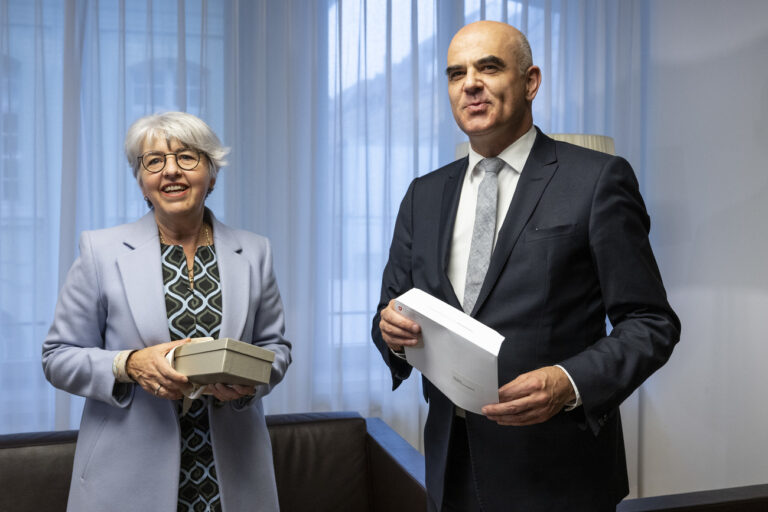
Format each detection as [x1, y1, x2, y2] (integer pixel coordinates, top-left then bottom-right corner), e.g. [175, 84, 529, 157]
[173, 338, 275, 387]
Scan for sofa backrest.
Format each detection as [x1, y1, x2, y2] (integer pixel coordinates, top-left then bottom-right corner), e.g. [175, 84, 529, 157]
[0, 430, 76, 512]
[267, 412, 373, 511]
[0, 412, 394, 512]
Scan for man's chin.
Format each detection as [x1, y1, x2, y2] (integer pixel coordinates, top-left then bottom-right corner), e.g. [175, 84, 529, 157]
[459, 123, 497, 138]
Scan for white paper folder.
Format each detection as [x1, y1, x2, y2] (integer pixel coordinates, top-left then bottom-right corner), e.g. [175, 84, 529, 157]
[395, 288, 504, 414]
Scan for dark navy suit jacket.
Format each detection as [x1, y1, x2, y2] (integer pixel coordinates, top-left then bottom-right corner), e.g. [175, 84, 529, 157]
[372, 129, 680, 511]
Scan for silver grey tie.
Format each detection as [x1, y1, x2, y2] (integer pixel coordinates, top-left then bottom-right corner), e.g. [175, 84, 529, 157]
[463, 157, 505, 313]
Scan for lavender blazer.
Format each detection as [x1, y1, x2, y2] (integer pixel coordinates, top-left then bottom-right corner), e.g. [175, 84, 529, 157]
[42, 210, 292, 512]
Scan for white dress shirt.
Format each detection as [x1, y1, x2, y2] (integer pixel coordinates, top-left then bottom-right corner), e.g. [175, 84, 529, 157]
[447, 126, 536, 302]
[447, 126, 581, 409]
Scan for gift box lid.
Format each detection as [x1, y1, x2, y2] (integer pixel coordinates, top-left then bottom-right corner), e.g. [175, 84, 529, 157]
[174, 337, 275, 362]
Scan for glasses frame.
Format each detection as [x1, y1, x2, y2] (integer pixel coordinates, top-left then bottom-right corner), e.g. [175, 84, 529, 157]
[138, 149, 203, 174]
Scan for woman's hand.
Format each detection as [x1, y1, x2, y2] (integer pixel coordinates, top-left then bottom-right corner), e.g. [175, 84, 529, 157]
[207, 383, 256, 402]
[126, 339, 191, 400]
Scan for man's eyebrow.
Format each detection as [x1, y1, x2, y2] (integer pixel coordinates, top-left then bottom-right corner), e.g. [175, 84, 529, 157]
[445, 64, 464, 76]
[445, 55, 507, 76]
[476, 55, 506, 68]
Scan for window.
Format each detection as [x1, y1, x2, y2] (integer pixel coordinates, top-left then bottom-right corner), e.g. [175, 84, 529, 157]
[0, 58, 20, 203]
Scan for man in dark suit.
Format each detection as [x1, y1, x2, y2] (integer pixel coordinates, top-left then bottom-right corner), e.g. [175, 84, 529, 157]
[371, 20, 680, 512]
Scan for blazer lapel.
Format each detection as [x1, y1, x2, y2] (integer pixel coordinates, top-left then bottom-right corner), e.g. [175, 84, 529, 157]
[117, 212, 170, 346]
[437, 158, 469, 310]
[471, 130, 559, 315]
[210, 213, 250, 340]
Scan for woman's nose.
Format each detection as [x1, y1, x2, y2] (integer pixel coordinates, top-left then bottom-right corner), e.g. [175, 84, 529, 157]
[163, 154, 181, 176]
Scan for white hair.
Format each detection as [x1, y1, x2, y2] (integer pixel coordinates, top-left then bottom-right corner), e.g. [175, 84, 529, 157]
[124, 111, 229, 182]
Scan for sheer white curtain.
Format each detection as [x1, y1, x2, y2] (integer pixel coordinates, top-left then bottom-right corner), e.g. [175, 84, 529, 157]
[1, 0, 647, 468]
[1, 0, 231, 431]
[266, 0, 650, 457]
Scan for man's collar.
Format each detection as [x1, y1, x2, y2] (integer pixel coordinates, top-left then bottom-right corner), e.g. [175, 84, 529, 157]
[467, 125, 537, 176]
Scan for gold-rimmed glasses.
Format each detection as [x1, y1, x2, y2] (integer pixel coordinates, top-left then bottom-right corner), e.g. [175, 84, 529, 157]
[138, 149, 202, 173]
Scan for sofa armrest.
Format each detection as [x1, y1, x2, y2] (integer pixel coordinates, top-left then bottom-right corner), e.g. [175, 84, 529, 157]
[366, 417, 426, 512]
[617, 483, 768, 512]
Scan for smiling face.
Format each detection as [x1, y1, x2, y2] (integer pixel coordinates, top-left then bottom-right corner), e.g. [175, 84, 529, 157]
[138, 136, 214, 226]
[446, 21, 541, 156]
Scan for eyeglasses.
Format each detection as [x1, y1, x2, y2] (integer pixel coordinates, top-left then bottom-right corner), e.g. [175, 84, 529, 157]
[138, 149, 202, 173]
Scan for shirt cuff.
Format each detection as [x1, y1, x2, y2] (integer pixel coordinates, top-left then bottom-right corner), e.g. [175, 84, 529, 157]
[112, 350, 136, 383]
[555, 364, 582, 410]
[390, 346, 408, 361]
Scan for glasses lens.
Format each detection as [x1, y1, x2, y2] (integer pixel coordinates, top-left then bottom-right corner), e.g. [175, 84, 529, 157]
[142, 152, 165, 173]
[176, 150, 201, 170]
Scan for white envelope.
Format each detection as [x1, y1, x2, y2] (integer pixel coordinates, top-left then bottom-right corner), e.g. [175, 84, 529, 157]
[395, 288, 504, 414]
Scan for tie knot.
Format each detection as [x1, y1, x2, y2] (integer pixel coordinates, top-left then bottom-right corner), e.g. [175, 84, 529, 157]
[478, 157, 505, 176]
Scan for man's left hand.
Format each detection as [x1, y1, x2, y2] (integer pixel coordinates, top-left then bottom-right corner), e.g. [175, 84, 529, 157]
[481, 366, 576, 426]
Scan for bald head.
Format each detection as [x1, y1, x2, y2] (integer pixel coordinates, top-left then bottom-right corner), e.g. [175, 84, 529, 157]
[445, 21, 541, 156]
[448, 21, 533, 76]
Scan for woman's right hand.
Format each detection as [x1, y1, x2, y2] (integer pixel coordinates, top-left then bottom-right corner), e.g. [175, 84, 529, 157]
[126, 339, 191, 400]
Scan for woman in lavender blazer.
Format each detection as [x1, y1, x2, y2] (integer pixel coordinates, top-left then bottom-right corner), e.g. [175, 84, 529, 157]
[42, 112, 292, 511]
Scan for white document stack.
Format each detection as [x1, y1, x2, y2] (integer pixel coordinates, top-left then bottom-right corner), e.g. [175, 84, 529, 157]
[394, 288, 504, 414]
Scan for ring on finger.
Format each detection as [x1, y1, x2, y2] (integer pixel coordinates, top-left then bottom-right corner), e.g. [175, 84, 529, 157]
[154, 384, 162, 396]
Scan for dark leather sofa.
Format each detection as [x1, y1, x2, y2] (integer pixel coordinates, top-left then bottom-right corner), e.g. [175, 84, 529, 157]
[3, 410, 767, 512]
[0, 411, 426, 512]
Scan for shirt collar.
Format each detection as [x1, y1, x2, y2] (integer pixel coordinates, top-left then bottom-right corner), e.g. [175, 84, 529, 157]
[466, 125, 537, 178]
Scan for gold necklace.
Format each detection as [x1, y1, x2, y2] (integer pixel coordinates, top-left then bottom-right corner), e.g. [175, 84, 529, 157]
[158, 223, 212, 289]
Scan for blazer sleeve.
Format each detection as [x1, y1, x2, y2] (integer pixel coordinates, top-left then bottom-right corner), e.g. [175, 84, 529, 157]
[233, 236, 292, 411]
[42, 231, 134, 408]
[371, 179, 418, 389]
[559, 156, 681, 434]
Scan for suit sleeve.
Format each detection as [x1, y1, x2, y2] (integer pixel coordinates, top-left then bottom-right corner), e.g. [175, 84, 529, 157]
[42, 232, 134, 407]
[371, 179, 418, 389]
[559, 157, 681, 434]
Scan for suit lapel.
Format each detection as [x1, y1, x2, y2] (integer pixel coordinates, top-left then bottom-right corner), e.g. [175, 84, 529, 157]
[116, 210, 250, 345]
[211, 214, 250, 340]
[117, 212, 170, 346]
[437, 158, 469, 310]
[471, 130, 559, 315]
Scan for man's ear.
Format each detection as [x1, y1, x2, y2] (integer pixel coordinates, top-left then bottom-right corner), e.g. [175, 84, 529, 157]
[526, 65, 542, 101]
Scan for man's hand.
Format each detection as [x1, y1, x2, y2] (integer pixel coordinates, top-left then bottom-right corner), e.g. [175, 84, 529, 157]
[481, 366, 576, 426]
[379, 299, 421, 353]
[126, 339, 191, 400]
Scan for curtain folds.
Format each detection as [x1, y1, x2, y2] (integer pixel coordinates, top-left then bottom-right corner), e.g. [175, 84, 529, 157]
[0, 1, 646, 465]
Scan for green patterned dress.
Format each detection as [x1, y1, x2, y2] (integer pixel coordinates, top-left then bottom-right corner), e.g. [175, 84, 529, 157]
[161, 240, 223, 512]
